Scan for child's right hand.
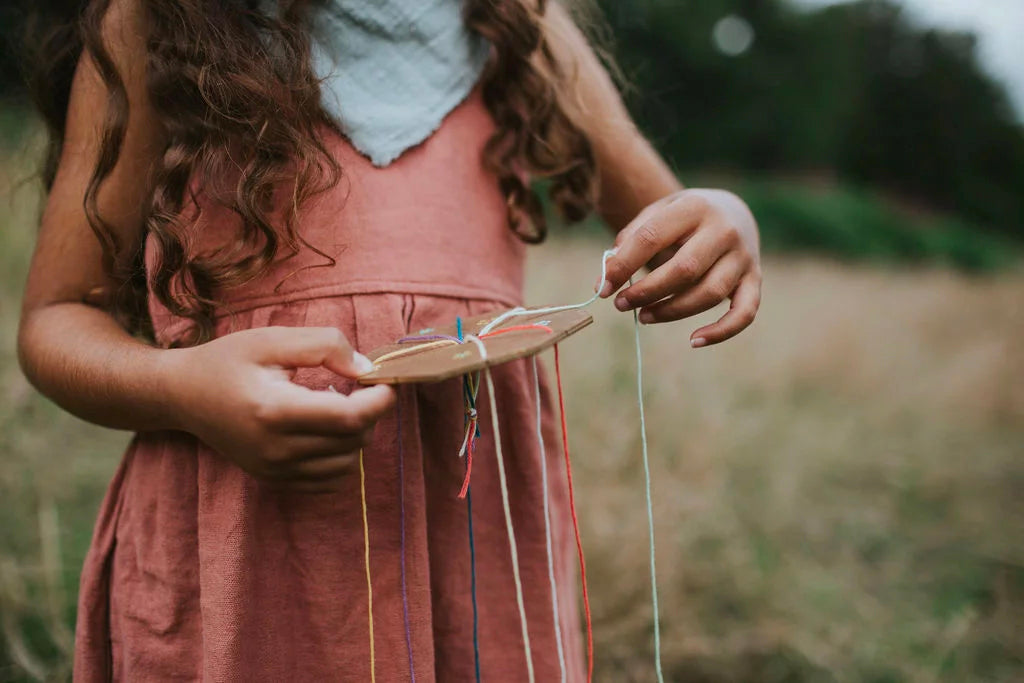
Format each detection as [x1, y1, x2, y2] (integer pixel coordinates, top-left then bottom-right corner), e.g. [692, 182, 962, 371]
[161, 327, 395, 489]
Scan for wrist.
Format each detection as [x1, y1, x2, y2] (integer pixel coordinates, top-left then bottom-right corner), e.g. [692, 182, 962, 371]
[151, 346, 199, 433]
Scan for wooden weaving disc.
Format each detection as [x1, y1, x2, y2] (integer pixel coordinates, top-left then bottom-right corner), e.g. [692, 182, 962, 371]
[356, 306, 593, 385]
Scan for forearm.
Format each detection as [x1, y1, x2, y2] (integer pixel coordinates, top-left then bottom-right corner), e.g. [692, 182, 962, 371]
[17, 303, 183, 433]
[595, 133, 683, 233]
[544, 3, 682, 232]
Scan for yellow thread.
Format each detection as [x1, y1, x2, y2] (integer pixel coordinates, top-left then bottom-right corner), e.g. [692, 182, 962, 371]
[372, 339, 459, 367]
[360, 448, 376, 683]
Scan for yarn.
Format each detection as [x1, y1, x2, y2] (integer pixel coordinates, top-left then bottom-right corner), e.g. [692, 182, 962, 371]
[459, 323, 483, 682]
[633, 306, 664, 682]
[466, 335, 536, 683]
[476, 250, 617, 337]
[353, 247, 668, 682]
[370, 338, 458, 366]
[359, 448, 376, 683]
[531, 356, 567, 683]
[392, 322, 552, 499]
[466, 485, 482, 682]
[456, 348, 481, 500]
[553, 345, 594, 682]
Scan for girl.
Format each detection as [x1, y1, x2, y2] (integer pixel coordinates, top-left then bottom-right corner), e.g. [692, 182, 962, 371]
[18, 0, 762, 680]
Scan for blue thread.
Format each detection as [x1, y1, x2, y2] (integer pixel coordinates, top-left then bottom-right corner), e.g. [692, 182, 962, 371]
[461, 350, 482, 682]
[467, 485, 482, 683]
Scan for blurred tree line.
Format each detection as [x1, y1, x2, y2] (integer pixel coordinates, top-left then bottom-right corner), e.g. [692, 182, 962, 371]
[1, 0, 1021, 244]
[597, 0, 1024, 240]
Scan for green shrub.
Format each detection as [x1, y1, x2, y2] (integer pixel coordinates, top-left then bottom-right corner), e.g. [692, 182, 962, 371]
[738, 181, 1019, 272]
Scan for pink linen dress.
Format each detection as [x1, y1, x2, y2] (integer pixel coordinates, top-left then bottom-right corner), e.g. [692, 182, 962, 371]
[72, 88, 585, 681]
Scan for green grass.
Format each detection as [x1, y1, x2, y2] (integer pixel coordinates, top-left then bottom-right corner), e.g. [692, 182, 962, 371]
[0, 143, 129, 682]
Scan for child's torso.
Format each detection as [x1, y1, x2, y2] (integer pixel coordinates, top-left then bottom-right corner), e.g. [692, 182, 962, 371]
[146, 88, 524, 347]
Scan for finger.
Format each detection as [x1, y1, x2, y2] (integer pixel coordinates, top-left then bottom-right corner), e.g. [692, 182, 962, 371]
[637, 254, 747, 324]
[690, 275, 761, 348]
[256, 384, 396, 435]
[610, 195, 674, 251]
[601, 194, 707, 298]
[248, 326, 374, 377]
[615, 224, 735, 311]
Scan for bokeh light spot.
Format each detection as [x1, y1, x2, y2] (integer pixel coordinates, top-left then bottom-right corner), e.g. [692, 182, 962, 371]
[713, 14, 756, 57]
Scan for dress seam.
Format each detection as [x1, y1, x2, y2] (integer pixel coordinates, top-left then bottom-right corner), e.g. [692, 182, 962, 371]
[153, 281, 522, 345]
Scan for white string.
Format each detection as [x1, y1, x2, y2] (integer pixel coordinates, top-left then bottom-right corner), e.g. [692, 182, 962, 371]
[478, 249, 617, 337]
[468, 247, 665, 680]
[531, 356, 567, 683]
[465, 336, 536, 683]
[633, 302, 664, 682]
[457, 416, 473, 459]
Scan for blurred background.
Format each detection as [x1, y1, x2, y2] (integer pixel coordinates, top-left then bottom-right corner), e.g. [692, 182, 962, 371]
[1, 0, 1022, 680]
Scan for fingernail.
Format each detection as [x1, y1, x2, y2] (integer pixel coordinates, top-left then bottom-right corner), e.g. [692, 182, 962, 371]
[614, 295, 630, 311]
[691, 337, 707, 348]
[599, 280, 613, 298]
[593, 276, 603, 293]
[638, 311, 654, 324]
[354, 352, 375, 375]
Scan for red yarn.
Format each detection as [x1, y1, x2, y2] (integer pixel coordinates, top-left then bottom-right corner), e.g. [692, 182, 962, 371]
[554, 344, 594, 683]
[480, 323, 554, 339]
[457, 416, 476, 500]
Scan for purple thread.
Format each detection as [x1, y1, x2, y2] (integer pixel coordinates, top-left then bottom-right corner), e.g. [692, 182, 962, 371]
[396, 394, 416, 682]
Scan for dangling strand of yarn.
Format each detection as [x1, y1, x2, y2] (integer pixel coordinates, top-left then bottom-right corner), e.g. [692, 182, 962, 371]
[395, 395, 416, 682]
[632, 305, 664, 682]
[360, 248, 663, 683]
[359, 447, 376, 683]
[457, 316, 478, 499]
[392, 317, 553, 501]
[466, 481, 482, 682]
[466, 336, 536, 683]
[457, 369, 480, 499]
[459, 318, 483, 682]
[389, 318, 553, 503]
[531, 356, 567, 683]
[553, 345, 594, 682]
[331, 385, 377, 682]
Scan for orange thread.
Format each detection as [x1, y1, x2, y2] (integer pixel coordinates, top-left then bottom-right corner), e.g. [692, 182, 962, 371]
[554, 344, 593, 682]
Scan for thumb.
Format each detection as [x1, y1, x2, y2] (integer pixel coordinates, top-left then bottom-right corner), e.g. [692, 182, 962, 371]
[247, 326, 375, 378]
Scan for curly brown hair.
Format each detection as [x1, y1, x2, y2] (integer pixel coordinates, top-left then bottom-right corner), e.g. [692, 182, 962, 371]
[26, 0, 599, 344]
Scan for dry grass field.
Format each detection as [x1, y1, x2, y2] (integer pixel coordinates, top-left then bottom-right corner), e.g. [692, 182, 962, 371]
[1, 148, 1022, 680]
[530, 243, 1024, 682]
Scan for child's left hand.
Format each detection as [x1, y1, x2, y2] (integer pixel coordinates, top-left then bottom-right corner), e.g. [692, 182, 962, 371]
[599, 188, 762, 348]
